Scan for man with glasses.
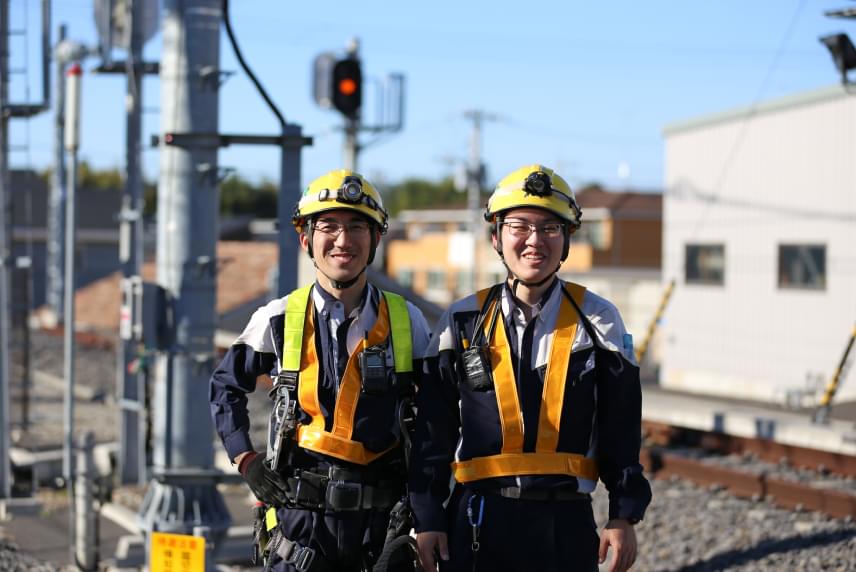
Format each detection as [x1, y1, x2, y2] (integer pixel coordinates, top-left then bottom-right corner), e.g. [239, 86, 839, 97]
[409, 165, 651, 572]
[210, 169, 430, 571]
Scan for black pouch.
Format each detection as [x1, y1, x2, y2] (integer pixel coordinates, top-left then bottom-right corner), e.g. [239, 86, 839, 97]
[325, 481, 363, 511]
[461, 345, 493, 391]
[359, 345, 390, 395]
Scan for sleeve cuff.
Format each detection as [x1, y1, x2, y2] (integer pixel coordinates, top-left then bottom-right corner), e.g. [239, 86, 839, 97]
[224, 431, 255, 463]
[409, 492, 447, 533]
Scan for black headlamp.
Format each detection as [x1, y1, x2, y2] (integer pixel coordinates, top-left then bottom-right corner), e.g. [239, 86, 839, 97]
[339, 176, 364, 204]
[317, 176, 368, 205]
[523, 171, 553, 197]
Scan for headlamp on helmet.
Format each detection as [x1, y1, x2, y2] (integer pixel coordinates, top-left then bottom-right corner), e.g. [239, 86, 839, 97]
[524, 171, 552, 197]
[293, 169, 388, 233]
[484, 164, 582, 231]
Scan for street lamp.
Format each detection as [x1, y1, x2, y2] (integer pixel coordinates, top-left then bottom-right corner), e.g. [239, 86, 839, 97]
[820, 33, 856, 85]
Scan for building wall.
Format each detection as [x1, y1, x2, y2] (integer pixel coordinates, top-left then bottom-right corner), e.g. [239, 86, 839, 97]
[592, 218, 662, 268]
[662, 86, 856, 405]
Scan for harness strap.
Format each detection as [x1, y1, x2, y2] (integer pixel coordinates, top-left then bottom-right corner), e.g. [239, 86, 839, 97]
[280, 287, 414, 465]
[384, 292, 413, 374]
[267, 528, 316, 572]
[453, 281, 600, 482]
[536, 282, 585, 452]
[452, 451, 598, 483]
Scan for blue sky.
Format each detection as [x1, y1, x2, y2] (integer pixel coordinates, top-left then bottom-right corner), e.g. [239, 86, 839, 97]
[5, 0, 851, 192]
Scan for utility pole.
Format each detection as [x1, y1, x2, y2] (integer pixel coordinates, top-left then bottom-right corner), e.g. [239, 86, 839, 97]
[137, 0, 230, 551]
[463, 110, 497, 291]
[0, 0, 13, 499]
[117, 0, 147, 486]
[343, 39, 360, 171]
[0, 0, 51, 500]
[62, 66, 82, 563]
[47, 25, 67, 322]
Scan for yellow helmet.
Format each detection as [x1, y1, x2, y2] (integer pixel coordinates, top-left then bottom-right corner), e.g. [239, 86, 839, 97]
[484, 164, 582, 230]
[292, 169, 388, 233]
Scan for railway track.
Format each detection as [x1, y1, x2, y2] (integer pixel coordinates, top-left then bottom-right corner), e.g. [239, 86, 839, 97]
[641, 421, 856, 520]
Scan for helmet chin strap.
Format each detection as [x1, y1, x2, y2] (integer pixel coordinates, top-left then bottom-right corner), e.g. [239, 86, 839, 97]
[506, 263, 561, 297]
[314, 261, 366, 290]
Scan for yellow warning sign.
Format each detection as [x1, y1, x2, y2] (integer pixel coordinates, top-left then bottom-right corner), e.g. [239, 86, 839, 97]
[150, 531, 205, 572]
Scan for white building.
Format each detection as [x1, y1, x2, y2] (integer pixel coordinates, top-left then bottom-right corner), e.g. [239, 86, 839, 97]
[662, 86, 856, 407]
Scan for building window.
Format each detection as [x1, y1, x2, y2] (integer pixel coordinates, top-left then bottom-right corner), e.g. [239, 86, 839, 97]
[685, 244, 725, 285]
[426, 269, 446, 290]
[456, 270, 473, 293]
[778, 244, 825, 290]
[397, 269, 414, 289]
[576, 220, 608, 250]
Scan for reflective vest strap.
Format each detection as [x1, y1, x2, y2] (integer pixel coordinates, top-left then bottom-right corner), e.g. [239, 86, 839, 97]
[486, 297, 525, 454]
[535, 283, 586, 453]
[283, 284, 313, 371]
[297, 293, 324, 429]
[452, 452, 598, 483]
[297, 425, 393, 465]
[475, 286, 494, 308]
[382, 291, 413, 373]
[331, 297, 392, 438]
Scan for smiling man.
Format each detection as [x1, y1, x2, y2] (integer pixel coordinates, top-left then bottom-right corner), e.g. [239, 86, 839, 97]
[409, 165, 652, 572]
[210, 170, 430, 571]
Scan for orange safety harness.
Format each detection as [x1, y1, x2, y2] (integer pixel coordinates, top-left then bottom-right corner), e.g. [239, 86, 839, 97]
[452, 282, 599, 483]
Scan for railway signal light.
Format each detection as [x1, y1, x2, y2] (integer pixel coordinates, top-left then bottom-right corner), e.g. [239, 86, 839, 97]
[331, 58, 362, 118]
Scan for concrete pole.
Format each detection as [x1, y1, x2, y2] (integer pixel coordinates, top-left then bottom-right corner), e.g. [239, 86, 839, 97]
[153, 0, 219, 473]
[117, 0, 147, 486]
[344, 118, 358, 171]
[342, 39, 359, 171]
[139, 0, 230, 552]
[74, 431, 98, 571]
[63, 61, 82, 568]
[276, 129, 303, 296]
[0, 0, 13, 499]
[63, 61, 81, 487]
[464, 110, 483, 291]
[47, 24, 68, 322]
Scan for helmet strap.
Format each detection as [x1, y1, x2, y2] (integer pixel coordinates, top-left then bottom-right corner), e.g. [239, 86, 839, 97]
[505, 263, 559, 295]
[314, 261, 366, 290]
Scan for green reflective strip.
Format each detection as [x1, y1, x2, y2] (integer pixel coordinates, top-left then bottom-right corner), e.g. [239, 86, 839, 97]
[282, 284, 313, 371]
[383, 291, 413, 373]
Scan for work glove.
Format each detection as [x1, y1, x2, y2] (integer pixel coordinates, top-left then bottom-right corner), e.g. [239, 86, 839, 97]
[238, 451, 291, 507]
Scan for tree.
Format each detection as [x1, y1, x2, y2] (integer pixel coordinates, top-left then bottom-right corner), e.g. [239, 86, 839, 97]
[382, 177, 480, 216]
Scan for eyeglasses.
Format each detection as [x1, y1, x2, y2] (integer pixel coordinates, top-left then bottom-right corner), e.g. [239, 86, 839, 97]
[314, 219, 372, 237]
[500, 220, 565, 238]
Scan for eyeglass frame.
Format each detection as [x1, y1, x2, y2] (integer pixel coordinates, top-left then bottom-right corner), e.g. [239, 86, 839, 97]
[499, 218, 567, 238]
[312, 217, 373, 238]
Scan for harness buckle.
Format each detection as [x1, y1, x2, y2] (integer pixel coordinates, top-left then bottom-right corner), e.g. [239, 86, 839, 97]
[326, 480, 363, 511]
[286, 545, 316, 572]
[276, 371, 298, 391]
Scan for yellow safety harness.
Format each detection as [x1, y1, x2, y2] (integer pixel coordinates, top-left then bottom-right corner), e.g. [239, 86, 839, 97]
[281, 284, 413, 465]
[452, 282, 600, 483]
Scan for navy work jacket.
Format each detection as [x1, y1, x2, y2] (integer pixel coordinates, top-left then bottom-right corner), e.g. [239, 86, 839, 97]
[209, 282, 431, 466]
[408, 279, 652, 532]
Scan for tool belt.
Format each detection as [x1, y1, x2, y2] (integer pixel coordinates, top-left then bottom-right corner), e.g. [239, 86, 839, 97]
[285, 465, 402, 512]
[475, 484, 591, 502]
